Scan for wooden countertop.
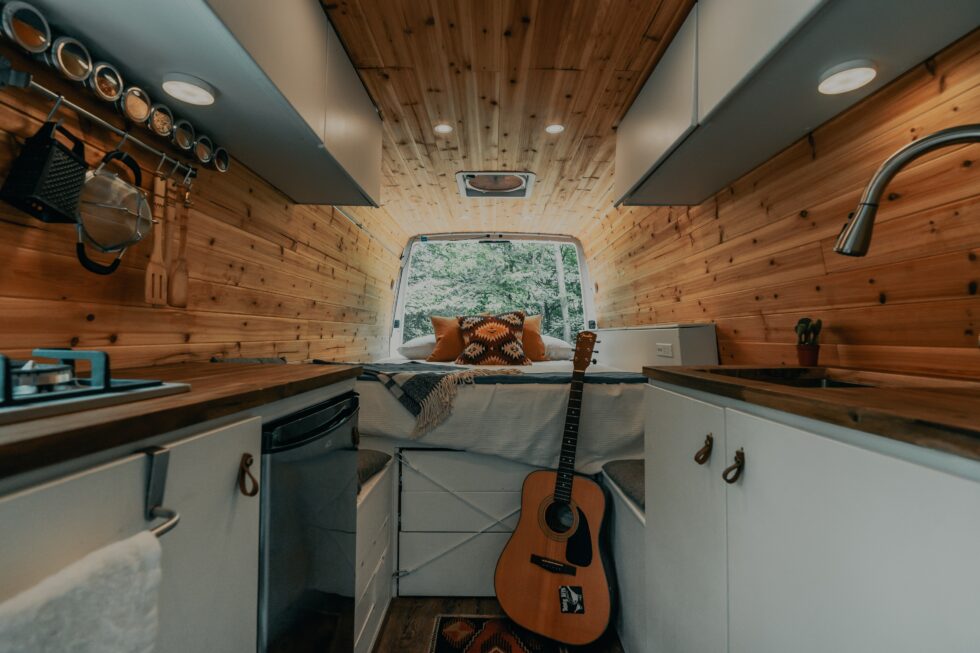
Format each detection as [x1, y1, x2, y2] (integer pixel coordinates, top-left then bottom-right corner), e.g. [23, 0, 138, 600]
[644, 366, 980, 462]
[0, 362, 362, 479]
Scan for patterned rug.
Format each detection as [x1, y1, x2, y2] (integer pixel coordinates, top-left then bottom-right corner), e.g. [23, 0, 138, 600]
[429, 615, 592, 653]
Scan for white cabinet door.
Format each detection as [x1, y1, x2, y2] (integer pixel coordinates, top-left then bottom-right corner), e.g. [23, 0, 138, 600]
[646, 384, 728, 653]
[157, 417, 262, 653]
[697, 0, 825, 122]
[0, 454, 147, 601]
[614, 5, 698, 204]
[725, 410, 980, 653]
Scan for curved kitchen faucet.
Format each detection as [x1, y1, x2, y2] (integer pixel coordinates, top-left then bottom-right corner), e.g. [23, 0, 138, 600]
[834, 124, 980, 256]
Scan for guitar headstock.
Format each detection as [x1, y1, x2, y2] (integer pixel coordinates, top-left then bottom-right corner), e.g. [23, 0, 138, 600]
[572, 331, 597, 373]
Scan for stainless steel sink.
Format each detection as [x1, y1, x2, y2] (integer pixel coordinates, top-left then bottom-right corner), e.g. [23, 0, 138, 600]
[702, 367, 980, 390]
[706, 367, 874, 388]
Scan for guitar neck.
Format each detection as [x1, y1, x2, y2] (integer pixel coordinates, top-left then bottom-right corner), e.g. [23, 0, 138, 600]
[554, 370, 585, 504]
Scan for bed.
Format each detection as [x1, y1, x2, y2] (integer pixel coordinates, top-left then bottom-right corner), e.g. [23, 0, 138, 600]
[355, 356, 645, 474]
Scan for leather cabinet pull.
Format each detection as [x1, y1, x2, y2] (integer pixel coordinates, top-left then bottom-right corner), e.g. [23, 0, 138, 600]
[693, 434, 714, 465]
[722, 448, 745, 485]
[238, 453, 259, 497]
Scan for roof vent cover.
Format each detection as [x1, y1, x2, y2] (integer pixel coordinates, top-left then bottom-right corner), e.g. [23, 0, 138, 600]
[455, 171, 536, 199]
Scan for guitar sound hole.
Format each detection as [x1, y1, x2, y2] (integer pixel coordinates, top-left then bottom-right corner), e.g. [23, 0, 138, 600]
[545, 501, 575, 534]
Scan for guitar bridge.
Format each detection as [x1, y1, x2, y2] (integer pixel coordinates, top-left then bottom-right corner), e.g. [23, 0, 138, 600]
[530, 554, 577, 576]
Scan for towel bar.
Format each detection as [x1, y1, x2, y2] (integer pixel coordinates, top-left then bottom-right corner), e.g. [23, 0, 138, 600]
[143, 446, 180, 538]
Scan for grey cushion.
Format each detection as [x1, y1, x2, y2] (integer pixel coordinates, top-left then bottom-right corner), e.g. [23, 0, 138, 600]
[603, 459, 644, 511]
[358, 449, 392, 489]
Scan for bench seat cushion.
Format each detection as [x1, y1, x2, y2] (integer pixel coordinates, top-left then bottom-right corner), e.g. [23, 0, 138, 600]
[358, 449, 392, 488]
[602, 459, 644, 510]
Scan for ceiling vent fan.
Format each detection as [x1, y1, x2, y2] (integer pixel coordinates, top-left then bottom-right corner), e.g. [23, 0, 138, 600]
[455, 171, 536, 199]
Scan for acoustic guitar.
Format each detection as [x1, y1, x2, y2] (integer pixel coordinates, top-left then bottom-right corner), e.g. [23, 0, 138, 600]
[494, 330, 612, 646]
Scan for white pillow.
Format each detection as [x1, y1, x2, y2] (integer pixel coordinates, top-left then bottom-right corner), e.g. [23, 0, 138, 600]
[542, 335, 574, 361]
[397, 334, 436, 360]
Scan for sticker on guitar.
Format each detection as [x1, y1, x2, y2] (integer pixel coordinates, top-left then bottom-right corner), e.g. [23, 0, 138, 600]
[559, 586, 585, 614]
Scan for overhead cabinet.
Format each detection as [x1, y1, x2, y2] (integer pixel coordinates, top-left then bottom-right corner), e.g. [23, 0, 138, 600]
[202, 0, 382, 205]
[616, 0, 980, 205]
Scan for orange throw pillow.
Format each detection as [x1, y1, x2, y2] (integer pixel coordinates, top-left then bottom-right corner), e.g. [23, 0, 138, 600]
[523, 315, 547, 362]
[427, 315, 465, 361]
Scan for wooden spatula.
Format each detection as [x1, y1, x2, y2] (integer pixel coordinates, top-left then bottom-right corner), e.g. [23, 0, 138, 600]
[145, 176, 168, 306]
[168, 186, 189, 308]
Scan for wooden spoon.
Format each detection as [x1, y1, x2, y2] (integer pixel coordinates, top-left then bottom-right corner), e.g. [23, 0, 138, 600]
[145, 175, 168, 306]
[168, 186, 189, 308]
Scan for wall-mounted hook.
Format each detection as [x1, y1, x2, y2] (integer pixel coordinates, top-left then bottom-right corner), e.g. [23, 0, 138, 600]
[181, 166, 196, 188]
[113, 131, 130, 152]
[44, 95, 64, 122]
[153, 153, 168, 179]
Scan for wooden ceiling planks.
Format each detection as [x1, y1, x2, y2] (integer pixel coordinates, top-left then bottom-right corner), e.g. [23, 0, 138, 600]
[324, 0, 694, 236]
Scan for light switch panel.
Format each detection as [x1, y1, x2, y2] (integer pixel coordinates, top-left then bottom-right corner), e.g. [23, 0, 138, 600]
[656, 342, 674, 358]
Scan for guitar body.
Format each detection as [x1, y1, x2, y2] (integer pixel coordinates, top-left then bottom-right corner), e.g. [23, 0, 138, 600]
[494, 469, 612, 646]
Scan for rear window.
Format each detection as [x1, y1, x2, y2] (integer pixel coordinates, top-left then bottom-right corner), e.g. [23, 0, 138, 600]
[401, 240, 585, 342]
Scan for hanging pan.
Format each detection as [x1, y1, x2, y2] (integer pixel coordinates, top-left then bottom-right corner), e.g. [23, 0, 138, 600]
[75, 149, 152, 275]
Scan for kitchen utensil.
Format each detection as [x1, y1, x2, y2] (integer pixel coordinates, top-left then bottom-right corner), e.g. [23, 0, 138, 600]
[147, 103, 173, 138]
[171, 119, 194, 151]
[145, 175, 169, 304]
[1, 1, 49, 53]
[167, 185, 188, 308]
[76, 149, 152, 275]
[118, 86, 151, 123]
[193, 135, 213, 164]
[0, 120, 87, 223]
[44, 36, 91, 82]
[87, 61, 123, 102]
[212, 146, 229, 173]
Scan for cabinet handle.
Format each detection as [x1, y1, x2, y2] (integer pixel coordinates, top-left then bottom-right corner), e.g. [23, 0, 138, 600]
[238, 453, 259, 497]
[693, 434, 714, 465]
[722, 449, 745, 484]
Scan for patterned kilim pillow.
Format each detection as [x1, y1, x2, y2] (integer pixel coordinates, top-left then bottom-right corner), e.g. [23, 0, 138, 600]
[455, 311, 532, 366]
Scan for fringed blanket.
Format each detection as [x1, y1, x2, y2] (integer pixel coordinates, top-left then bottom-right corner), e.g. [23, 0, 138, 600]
[358, 363, 523, 436]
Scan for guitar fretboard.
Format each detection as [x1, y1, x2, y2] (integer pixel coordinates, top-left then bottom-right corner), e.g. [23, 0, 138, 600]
[553, 370, 586, 504]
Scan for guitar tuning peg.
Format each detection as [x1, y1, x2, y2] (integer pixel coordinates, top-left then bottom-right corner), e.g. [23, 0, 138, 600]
[591, 358, 597, 364]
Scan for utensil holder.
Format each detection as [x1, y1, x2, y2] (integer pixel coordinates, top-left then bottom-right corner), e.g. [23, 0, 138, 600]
[796, 344, 820, 366]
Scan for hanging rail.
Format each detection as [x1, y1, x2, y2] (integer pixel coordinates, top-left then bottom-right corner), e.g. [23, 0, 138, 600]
[28, 78, 198, 186]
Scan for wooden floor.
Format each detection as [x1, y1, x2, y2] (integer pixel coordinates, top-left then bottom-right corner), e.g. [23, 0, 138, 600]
[372, 597, 624, 652]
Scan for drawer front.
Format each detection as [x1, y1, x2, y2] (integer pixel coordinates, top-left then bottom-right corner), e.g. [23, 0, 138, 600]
[356, 464, 392, 551]
[356, 514, 390, 600]
[354, 547, 391, 653]
[401, 450, 538, 493]
[398, 532, 511, 596]
[401, 491, 521, 532]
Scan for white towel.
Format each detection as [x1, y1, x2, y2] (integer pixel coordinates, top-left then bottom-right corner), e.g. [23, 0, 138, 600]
[0, 531, 162, 653]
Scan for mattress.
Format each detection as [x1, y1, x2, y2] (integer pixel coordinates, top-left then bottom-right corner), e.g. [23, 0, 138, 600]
[356, 357, 644, 473]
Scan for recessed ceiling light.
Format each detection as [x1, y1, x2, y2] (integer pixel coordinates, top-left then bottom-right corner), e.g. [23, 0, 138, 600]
[434, 122, 454, 134]
[545, 123, 565, 134]
[818, 60, 877, 95]
[162, 72, 216, 106]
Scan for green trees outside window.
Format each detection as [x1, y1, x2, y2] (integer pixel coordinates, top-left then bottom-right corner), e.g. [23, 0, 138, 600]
[402, 240, 585, 342]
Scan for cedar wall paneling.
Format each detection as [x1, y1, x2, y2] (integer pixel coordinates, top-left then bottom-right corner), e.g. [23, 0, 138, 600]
[0, 45, 407, 368]
[583, 30, 980, 378]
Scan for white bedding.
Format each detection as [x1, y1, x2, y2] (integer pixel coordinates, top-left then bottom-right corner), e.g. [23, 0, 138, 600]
[356, 357, 644, 473]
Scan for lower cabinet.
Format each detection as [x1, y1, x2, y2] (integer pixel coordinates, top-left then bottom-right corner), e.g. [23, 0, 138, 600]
[646, 383, 980, 653]
[725, 409, 980, 653]
[397, 449, 538, 596]
[645, 385, 728, 653]
[0, 417, 262, 653]
[156, 417, 262, 653]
